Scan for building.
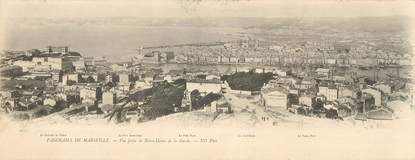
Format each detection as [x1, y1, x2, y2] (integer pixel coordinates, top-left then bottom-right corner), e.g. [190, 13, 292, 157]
[362, 88, 382, 106]
[240, 39, 260, 48]
[163, 75, 173, 83]
[374, 84, 391, 95]
[260, 87, 288, 111]
[105, 74, 113, 83]
[84, 57, 94, 66]
[318, 82, 338, 101]
[141, 72, 155, 83]
[253, 57, 262, 63]
[94, 59, 108, 66]
[181, 89, 192, 111]
[141, 51, 160, 64]
[45, 46, 69, 53]
[72, 59, 86, 71]
[43, 97, 57, 106]
[51, 71, 61, 82]
[299, 95, 313, 107]
[316, 68, 330, 77]
[295, 77, 315, 90]
[333, 75, 346, 82]
[32, 63, 52, 73]
[289, 87, 299, 95]
[102, 91, 116, 105]
[206, 74, 220, 80]
[62, 73, 79, 85]
[216, 102, 232, 113]
[28, 56, 74, 72]
[338, 86, 355, 98]
[274, 69, 290, 77]
[224, 43, 233, 49]
[245, 57, 255, 63]
[326, 58, 336, 65]
[186, 80, 222, 94]
[80, 88, 97, 103]
[236, 67, 250, 73]
[81, 73, 98, 82]
[46, 57, 73, 72]
[135, 80, 151, 89]
[119, 73, 130, 85]
[255, 68, 264, 73]
[218, 56, 230, 63]
[165, 51, 175, 62]
[264, 68, 274, 73]
[229, 57, 238, 63]
[111, 64, 127, 72]
[13, 60, 35, 72]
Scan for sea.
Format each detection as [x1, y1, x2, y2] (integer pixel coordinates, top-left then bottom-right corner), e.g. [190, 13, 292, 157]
[3, 24, 235, 57]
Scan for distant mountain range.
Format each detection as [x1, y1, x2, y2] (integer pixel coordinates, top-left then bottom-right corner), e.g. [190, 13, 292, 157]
[9, 16, 410, 32]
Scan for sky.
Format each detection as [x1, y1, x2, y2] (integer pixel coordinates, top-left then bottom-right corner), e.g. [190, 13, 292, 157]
[1, 0, 414, 18]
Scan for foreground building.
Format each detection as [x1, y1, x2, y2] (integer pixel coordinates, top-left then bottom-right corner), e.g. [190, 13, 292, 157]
[186, 79, 223, 94]
[260, 87, 289, 111]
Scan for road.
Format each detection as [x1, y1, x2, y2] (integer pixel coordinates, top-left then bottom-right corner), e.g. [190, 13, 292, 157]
[223, 90, 283, 126]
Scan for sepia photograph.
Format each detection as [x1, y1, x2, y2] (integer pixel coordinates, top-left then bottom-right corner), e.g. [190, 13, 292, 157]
[0, 0, 414, 159]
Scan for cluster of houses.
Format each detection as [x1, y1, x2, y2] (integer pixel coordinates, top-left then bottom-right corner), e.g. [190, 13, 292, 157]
[0, 45, 413, 123]
[259, 67, 414, 121]
[0, 46, 235, 120]
[0, 47, 139, 119]
[146, 39, 412, 67]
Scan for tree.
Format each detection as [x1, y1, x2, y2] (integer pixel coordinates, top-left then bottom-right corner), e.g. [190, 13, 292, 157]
[312, 98, 324, 113]
[288, 94, 299, 106]
[112, 74, 120, 83]
[52, 100, 67, 112]
[86, 76, 95, 83]
[129, 83, 135, 90]
[224, 72, 274, 91]
[297, 107, 306, 115]
[364, 78, 376, 86]
[220, 75, 230, 81]
[199, 93, 222, 107]
[196, 74, 206, 80]
[130, 75, 139, 82]
[326, 108, 339, 119]
[67, 95, 80, 105]
[11, 91, 21, 98]
[106, 82, 115, 88]
[2, 102, 12, 113]
[173, 79, 186, 85]
[97, 74, 106, 82]
[67, 80, 76, 86]
[190, 90, 202, 109]
[345, 48, 350, 53]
